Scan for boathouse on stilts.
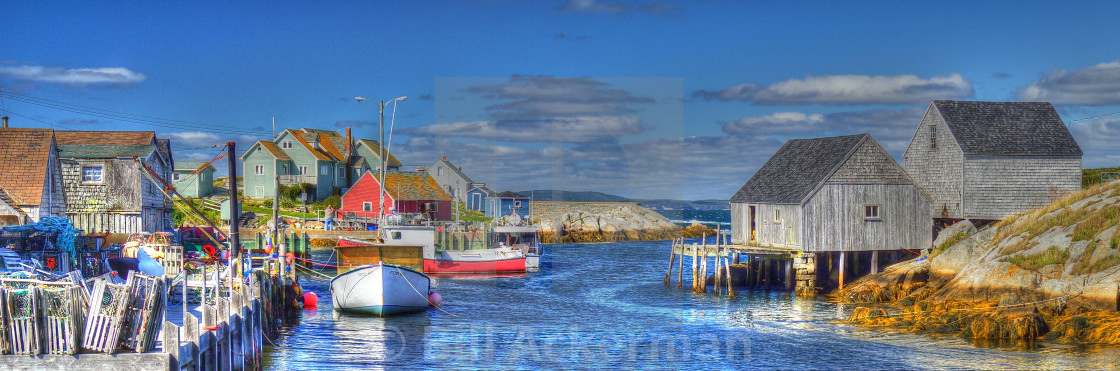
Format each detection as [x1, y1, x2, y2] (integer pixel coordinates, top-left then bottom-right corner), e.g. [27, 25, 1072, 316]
[722, 133, 932, 296]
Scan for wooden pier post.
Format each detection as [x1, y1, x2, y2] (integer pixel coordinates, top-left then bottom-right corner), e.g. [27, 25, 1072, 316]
[677, 239, 684, 289]
[785, 259, 794, 291]
[724, 249, 735, 298]
[754, 256, 763, 290]
[664, 239, 676, 287]
[685, 240, 694, 293]
[838, 251, 846, 291]
[713, 243, 722, 295]
[870, 250, 879, 275]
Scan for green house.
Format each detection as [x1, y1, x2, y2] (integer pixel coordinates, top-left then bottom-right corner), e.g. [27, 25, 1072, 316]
[241, 128, 401, 201]
[172, 161, 216, 198]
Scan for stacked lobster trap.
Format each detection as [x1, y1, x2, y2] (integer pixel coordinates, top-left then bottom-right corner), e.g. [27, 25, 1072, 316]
[0, 270, 168, 356]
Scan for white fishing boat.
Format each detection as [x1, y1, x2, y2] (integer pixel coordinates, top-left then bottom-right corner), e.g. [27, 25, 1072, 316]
[330, 262, 432, 316]
[491, 225, 543, 271]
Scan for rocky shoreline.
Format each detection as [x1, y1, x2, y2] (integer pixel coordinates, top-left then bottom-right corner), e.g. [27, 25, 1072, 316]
[840, 181, 1120, 344]
[530, 201, 717, 243]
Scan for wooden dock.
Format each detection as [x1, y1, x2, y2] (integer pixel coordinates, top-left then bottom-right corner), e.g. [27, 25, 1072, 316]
[664, 230, 803, 296]
[0, 254, 300, 370]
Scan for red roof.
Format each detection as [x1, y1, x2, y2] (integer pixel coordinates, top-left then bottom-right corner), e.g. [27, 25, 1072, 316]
[0, 128, 55, 205]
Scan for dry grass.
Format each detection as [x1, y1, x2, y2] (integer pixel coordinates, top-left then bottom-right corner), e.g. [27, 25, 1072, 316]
[932, 232, 968, 258]
[993, 181, 1120, 256]
[1001, 245, 1069, 270]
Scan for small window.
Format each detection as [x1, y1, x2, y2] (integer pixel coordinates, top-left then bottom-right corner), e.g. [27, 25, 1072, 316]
[82, 166, 103, 183]
[256, 147, 261, 153]
[773, 208, 781, 222]
[865, 205, 880, 220]
[254, 165, 264, 175]
[280, 165, 287, 175]
[437, 167, 443, 176]
[299, 166, 308, 175]
[363, 202, 372, 211]
[930, 126, 937, 149]
[282, 140, 293, 149]
[392, 231, 402, 240]
[172, 173, 181, 181]
[319, 164, 329, 176]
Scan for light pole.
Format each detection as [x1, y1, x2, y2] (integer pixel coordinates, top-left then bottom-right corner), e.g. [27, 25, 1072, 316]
[355, 95, 407, 226]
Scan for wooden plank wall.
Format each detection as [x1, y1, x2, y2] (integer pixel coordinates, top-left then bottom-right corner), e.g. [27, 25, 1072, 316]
[803, 184, 932, 252]
[962, 155, 1081, 220]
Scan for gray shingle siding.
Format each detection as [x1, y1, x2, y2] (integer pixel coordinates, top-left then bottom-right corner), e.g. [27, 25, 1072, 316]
[905, 101, 1083, 220]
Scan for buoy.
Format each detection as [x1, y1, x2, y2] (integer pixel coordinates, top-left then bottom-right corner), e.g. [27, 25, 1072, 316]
[264, 244, 272, 255]
[428, 292, 442, 307]
[303, 291, 319, 308]
[286, 252, 295, 263]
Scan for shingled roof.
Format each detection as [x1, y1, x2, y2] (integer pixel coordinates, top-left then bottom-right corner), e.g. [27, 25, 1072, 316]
[357, 139, 402, 168]
[0, 128, 55, 206]
[56, 130, 155, 146]
[174, 161, 216, 172]
[377, 172, 452, 201]
[731, 134, 868, 204]
[932, 100, 1082, 156]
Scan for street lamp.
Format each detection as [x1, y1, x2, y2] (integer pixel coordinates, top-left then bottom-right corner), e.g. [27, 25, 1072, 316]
[355, 96, 407, 225]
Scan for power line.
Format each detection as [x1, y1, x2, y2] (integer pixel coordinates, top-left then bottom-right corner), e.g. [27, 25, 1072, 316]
[0, 90, 267, 136]
[1068, 110, 1120, 126]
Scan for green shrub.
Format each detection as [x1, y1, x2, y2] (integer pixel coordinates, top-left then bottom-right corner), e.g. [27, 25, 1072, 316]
[261, 199, 273, 208]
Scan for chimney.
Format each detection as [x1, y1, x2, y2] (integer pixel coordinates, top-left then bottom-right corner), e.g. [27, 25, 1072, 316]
[344, 128, 352, 185]
[442, 154, 447, 161]
[1, 116, 7, 128]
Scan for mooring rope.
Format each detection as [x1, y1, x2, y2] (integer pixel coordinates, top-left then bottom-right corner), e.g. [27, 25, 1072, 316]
[393, 266, 459, 318]
[295, 264, 334, 280]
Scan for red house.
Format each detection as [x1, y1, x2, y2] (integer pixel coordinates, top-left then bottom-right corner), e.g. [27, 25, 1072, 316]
[341, 172, 453, 220]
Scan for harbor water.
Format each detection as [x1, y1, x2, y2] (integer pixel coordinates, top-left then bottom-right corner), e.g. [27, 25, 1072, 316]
[264, 239, 1120, 369]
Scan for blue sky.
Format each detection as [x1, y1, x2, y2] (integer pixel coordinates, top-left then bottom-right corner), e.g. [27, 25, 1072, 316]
[2, 1, 1120, 199]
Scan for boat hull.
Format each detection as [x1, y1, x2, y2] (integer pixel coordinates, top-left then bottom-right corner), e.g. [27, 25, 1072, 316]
[330, 264, 431, 316]
[423, 257, 526, 273]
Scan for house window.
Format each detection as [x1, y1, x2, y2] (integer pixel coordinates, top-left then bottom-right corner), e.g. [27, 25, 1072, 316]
[254, 165, 264, 175]
[172, 173, 181, 181]
[773, 208, 781, 222]
[865, 205, 881, 220]
[280, 165, 287, 175]
[392, 231, 402, 240]
[363, 202, 372, 212]
[82, 166, 103, 183]
[319, 164, 329, 176]
[256, 147, 261, 153]
[282, 140, 293, 149]
[437, 167, 443, 176]
[930, 126, 937, 149]
[299, 166, 307, 175]
[338, 166, 345, 178]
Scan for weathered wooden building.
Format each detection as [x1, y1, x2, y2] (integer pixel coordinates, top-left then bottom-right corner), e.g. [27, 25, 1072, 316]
[903, 100, 1082, 221]
[55, 131, 173, 234]
[0, 128, 67, 226]
[730, 133, 932, 252]
[730, 133, 933, 293]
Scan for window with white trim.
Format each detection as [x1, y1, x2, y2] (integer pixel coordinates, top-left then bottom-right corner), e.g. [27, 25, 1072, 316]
[82, 166, 103, 183]
[930, 126, 937, 149]
[172, 173, 181, 181]
[319, 164, 329, 176]
[865, 205, 880, 220]
[299, 166, 307, 175]
[773, 208, 781, 222]
[254, 165, 264, 175]
[363, 202, 372, 212]
[282, 140, 293, 149]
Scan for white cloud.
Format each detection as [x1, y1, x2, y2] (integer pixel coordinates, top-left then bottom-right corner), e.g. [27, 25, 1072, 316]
[694, 73, 973, 105]
[400, 116, 644, 143]
[1069, 116, 1120, 168]
[556, 0, 682, 16]
[0, 65, 146, 85]
[722, 108, 925, 155]
[721, 112, 825, 135]
[1017, 61, 1120, 105]
[467, 75, 655, 120]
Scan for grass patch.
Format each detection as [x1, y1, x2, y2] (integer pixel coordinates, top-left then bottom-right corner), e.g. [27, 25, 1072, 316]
[1072, 241, 1099, 275]
[1083, 167, 1120, 189]
[452, 202, 493, 223]
[1001, 245, 1069, 270]
[1090, 255, 1120, 274]
[931, 232, 968, 258]
[993, 181, 1120, 255]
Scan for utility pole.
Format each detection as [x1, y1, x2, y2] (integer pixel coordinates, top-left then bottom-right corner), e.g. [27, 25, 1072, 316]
[274, 174, 285, 285]
[226, 142, 242, 292]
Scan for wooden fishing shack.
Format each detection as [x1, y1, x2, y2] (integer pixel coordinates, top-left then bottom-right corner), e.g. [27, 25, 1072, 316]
[728, 134, 932, 295]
